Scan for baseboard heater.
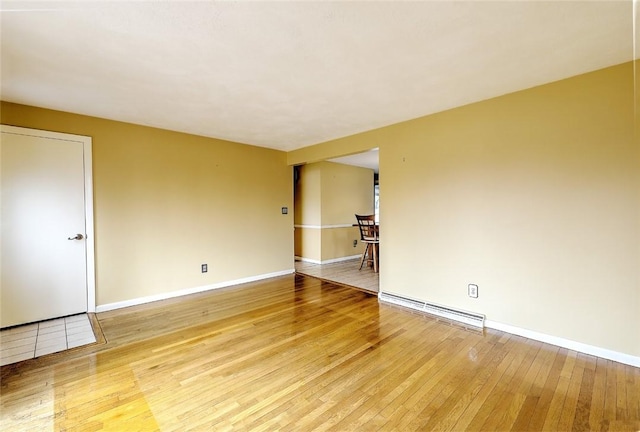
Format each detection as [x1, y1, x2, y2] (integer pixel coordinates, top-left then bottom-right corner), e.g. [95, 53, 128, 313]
[379, 291, 485, 328]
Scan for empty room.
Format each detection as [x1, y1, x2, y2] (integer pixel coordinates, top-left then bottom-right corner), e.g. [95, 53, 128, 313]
[1, 1, 639, 431]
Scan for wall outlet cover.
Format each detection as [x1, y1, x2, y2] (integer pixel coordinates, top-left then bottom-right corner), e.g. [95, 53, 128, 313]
[468, 284, 478, 298]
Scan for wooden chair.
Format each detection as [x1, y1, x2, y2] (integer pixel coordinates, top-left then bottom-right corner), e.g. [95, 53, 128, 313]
[355, 214, 379, 272]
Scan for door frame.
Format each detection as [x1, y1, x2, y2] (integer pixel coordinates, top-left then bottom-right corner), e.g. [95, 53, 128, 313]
[1, 125, 96, 313]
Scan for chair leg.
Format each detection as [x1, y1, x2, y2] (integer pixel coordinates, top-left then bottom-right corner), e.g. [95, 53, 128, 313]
[359, 243, 370, 270]
[372, 243, 378, 273]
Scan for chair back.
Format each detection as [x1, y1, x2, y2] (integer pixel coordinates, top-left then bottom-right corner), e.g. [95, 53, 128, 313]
[355, 214, 379, 242]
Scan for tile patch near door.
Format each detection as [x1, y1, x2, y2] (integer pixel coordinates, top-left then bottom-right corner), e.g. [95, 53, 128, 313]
[0, 314, 96, 366]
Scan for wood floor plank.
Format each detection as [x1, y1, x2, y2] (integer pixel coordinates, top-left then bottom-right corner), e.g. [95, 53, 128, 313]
[507, 344, 558, 430]
[541, 350, 578, 431]
[628, 366, 640, 420]
[527, 347, 569, 431]
[325, 326, 462, 430]
[573, 363, 595, 431]
[447, 334, 533, 431]
[603, 358, 619, 427]
[589, 356, 608, 430]
[466, 339, 543, 431]
[412, 334, 512, 431]
[557, 352, 587, 431]
[1, 274, 639, 431]
[616, 361, 629, 421]
[375, 334, 469, 423]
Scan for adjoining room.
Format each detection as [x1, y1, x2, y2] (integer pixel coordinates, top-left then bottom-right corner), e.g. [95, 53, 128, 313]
[294, 149, 380, 292]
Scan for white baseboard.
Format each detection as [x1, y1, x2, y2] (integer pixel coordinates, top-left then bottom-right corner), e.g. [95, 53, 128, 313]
[95, 269, 295, 313]
[295, 255, 361, 265]
[294, 224, 355, 229]
[295, 256, 320, 264]
[485, 320, 640, 368]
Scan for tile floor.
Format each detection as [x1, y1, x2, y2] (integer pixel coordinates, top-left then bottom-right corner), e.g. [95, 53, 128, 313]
[295, 258, 379, 292]
[0, 314, 96, 366]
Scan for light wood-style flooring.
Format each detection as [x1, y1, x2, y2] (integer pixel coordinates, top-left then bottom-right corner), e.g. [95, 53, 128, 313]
[295, 258, 379, 292]
[1, 274, 639, 431]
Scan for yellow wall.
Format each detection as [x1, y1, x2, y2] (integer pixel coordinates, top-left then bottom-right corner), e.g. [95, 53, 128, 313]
[293, 228, 322, 262]
[294, 161, 373, 262]
[289, 62, 640, 357]
[320, 227, 363, 262]
[1, 102, 294, 307]
[3, 61, 638, 359]
[294, 163, 321, 227]
[320, 161, 374, 225]
[293, 163, 321, 260]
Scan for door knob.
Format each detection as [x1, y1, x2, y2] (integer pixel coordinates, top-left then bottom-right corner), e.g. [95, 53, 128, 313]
[67, 234, 84, 240]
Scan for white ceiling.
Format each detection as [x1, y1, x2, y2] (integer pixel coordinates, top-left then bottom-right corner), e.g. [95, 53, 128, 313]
[1, 1, 635, 152]
[328, 148, 379, 173]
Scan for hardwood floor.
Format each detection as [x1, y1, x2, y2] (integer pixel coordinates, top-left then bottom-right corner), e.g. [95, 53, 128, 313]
[1, 274, 639, 431]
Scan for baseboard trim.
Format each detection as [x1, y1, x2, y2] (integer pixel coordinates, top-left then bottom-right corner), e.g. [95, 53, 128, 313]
[295, 256, 321, 264]
[485, 320, 640, 368]
[294, 224, 355, 229]
[295, 255, 361, 265]
[95, 269, 295, 313]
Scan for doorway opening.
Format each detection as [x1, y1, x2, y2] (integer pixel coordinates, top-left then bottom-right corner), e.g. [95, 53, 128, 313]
[293, 149, 379, 292]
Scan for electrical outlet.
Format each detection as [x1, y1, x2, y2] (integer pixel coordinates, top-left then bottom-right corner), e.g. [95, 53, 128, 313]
[201, 264, 208, 273]
[468, 284, 478, 298]
[281, 207, 288, 214]
[353, 239, 358, 247]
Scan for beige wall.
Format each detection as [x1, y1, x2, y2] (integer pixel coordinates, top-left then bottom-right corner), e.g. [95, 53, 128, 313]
[294, 163, 321, 227]
[1, 102, 294, 307]
[320, 161, 374, 225]
[320, 227, 362, 262]
[293, 227, 320, 262]
[289, 62, 640, 358]
[294, 161, 373, 262]
[294, 163, 321, 260]
[320, 162, 373, 261]
[3, 61, 638, 359]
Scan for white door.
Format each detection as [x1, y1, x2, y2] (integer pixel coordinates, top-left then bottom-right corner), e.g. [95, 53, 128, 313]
[1, 126, 94, 328]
